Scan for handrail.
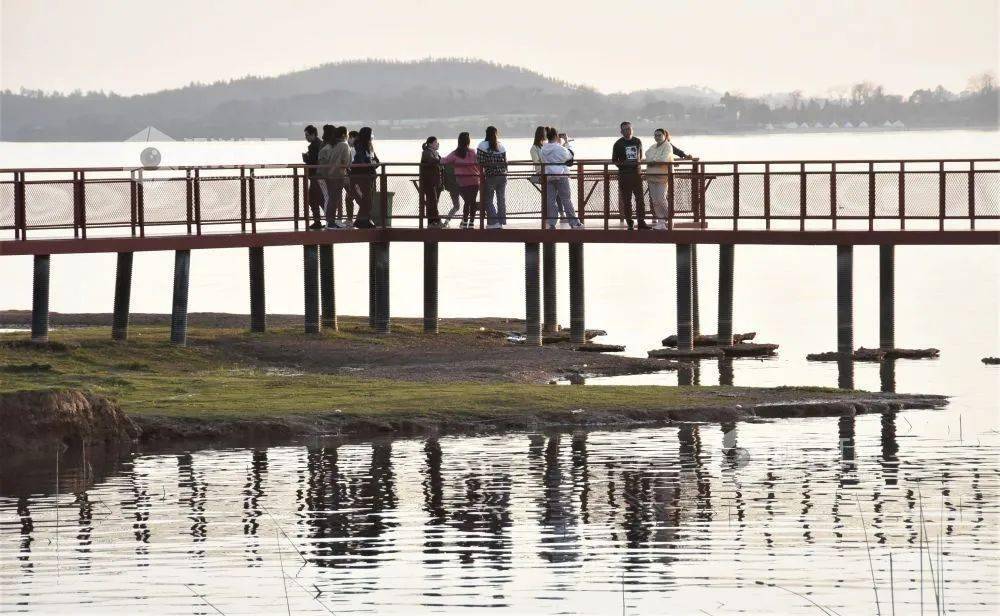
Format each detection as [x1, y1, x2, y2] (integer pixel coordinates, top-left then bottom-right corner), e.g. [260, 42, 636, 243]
[2, 157, 1000, 174]
[3, 158, 997, 242]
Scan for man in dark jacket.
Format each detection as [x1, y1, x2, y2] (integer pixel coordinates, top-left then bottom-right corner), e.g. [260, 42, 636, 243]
[302, 125, 324, 229]
[612, 121, 649, 229]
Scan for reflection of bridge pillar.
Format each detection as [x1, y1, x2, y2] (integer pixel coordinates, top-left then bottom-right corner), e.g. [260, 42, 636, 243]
[569, 243, 585, 344]
[719, 357, 734, 386]
[879, 245, 894, 350]
[112, 252, 133, 341]
[543, 243, 558, 333]
[31, 254, 50, 343]
[880, 359, 897, 393]
[170, 250, 190, 345]
[676, 244, 693, 350]
[424, 242, 439, 333]
[525, 243, 541, 346]
[303, 244, 320, 334]
[718, 244, 734, 347]
[320, 244, 337, 330]
[249, 247, 266, 333]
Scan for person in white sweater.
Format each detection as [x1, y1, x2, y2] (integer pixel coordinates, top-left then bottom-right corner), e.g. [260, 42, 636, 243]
[539, 127, 582, 229]
[644, 128, 674, 229]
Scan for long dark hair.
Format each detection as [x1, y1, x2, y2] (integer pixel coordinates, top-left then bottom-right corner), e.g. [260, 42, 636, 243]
[356, 126, 373, 153]
[422, 136, 437, 151]
[485, 126, 500, 152]
[533, 126, 546, 148]
[321, 124, 336, 146]
[456, 132, 471, 159]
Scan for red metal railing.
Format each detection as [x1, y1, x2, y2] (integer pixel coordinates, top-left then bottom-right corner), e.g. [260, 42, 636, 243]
[1, 159, 997, 240]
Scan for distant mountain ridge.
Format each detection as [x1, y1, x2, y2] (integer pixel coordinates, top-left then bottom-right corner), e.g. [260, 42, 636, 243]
[1, 58, 995, 140]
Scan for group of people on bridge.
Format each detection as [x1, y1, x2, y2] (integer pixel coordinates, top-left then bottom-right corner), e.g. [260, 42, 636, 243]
[301, 121, 694, 231]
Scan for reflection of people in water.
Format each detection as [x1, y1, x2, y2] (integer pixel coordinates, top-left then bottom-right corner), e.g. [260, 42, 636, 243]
[538, 434, 580, 565]
[17, 497, 34, 572]
[421, 438, 514, 571]
[176, 453, 206, 560]
[242, 449, 268, 564]
[422, 439, 447, 563]
[299, 442, 397, 568]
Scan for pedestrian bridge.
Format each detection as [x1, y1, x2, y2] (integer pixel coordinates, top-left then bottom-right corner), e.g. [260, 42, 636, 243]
[2, 158, 998, 385]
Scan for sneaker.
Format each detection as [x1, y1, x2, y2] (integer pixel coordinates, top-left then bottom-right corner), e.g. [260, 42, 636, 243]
[325, 221, 344, 230]
[353, 219, 375, 229]
[308, 222, 324, 230]
[626, 220, 634, 230]
[570, 221, 584, 229]
[546, 224, 556, 230]
[486, 223, 502, 229]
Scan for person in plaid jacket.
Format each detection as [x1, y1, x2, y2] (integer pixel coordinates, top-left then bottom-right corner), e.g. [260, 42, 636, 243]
[476, 126, 508, 228]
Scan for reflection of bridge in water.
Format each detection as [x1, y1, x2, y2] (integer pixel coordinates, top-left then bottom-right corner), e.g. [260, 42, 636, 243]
[6, 415, 994, 612]
[3, 158, 998, 386]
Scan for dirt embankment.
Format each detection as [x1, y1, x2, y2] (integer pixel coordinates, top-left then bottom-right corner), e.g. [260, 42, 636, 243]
[0, 389, 139, 454]
[0, 388, 946, 452]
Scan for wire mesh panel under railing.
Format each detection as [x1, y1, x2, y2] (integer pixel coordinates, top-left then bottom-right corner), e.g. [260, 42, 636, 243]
[1, 159, 997, 240]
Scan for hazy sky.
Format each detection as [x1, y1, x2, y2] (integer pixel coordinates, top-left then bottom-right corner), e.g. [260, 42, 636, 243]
[2, 0, 997, 96]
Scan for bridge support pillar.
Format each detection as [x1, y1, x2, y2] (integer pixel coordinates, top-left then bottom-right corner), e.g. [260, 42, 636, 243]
[718, 244, 734, 347]
[676, 244, 693, 350]
[424, 242, 439, 333]
[569, 242, 585, 344]
[368, 243, 377, 328]
[31, 254, 50, 343]
[249, 247, 266, 333]
[691, 244, 700, 336]
[112, 252, 133, 341]
[170, 250, 190, 345]
[525, 242, 541, 346]
[837, 245, 854, 388]
[879, 244, 894, 350]
[373, 241, 390, 334]
[303, 244, 320, 334]
[543, 242, 558, 333]
[320, 244, 337, 330]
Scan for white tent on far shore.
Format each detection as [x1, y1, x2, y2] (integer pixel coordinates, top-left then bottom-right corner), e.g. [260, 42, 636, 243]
[126, 126, 175, 142]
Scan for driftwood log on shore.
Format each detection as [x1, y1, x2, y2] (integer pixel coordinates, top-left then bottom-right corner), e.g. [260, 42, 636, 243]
[807, 347, 940, 362]
[648, 343, 778, 359]
[661, 332, 756, 347]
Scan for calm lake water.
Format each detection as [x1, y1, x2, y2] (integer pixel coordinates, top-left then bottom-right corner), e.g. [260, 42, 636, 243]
[1, 131, 998, 614]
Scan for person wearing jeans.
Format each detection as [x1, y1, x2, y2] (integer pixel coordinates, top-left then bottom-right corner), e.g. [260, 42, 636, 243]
[538, 126, 582, 229]
[477, 126, 507, 228]
[441, 132, 481, 229]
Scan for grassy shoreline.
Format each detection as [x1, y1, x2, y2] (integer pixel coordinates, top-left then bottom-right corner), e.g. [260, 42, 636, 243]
[0, 321, 947, 445]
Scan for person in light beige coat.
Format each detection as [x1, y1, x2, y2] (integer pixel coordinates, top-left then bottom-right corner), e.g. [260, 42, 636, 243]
[644, 128, 674, 229]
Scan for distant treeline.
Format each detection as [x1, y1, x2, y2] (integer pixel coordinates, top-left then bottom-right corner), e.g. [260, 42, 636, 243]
[0, 58, 995, 141]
